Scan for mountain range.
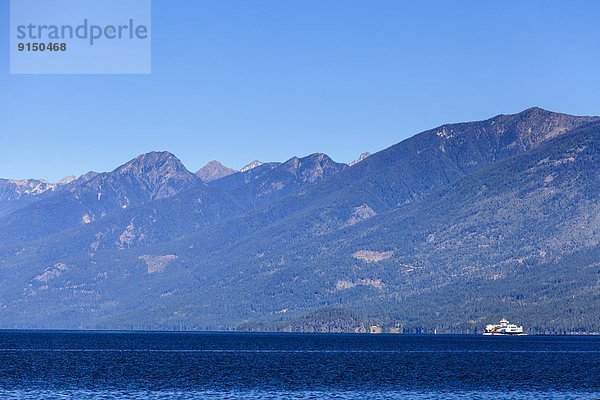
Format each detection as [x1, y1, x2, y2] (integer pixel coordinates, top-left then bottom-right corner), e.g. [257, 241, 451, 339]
[0, 107, 598, 334]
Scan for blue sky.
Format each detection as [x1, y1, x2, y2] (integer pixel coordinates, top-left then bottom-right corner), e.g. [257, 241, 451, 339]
[2, 0, 600, 181]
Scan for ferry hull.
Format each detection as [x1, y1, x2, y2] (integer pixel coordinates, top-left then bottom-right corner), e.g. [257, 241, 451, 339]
[483, 332, 528, 336]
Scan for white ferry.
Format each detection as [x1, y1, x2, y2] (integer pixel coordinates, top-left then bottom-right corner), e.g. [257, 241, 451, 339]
[484, 318, 525, 335]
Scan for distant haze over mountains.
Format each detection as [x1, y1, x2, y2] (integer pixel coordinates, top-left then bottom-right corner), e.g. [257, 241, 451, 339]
[1, 107, 599, 334]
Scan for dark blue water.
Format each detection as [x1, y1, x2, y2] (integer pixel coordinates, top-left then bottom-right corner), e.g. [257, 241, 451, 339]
[0, 331, 598, 399]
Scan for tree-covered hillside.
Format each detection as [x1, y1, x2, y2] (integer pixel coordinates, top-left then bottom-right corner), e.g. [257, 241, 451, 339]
[0, 109, 598, 333]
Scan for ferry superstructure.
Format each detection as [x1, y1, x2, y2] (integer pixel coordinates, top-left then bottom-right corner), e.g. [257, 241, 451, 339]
[484, 318, 525, 335]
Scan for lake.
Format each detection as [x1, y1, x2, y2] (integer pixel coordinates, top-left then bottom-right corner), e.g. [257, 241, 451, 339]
[0, 331, 598, 399]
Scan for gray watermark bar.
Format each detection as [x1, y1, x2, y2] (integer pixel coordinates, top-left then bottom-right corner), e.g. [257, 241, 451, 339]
[10, 0, 152, 74]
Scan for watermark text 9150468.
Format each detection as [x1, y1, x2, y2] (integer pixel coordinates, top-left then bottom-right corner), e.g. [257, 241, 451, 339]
[10, 0, 151, 74]
[18, 43, 68, 52]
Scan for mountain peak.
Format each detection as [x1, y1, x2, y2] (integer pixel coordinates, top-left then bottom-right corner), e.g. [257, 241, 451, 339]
[119, 151, 179, 171]
[105, 151, 201, 200]
[56, 176, 77, 185]
[240, 160, 264, 173]
[502, 106, 599, 123]
[521, 106, 547, 113]
[349, 152, 371, 166]
[504, 107, 600, 144]
[280, 153, 346, 183]
[196, 160, 237, 182]
[79, 171, 99, 181]
[281, 153, 331, 168]
[428, 108, 600, 155]
[304, 153, 331, 162]
[116, 151, 196, 180]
